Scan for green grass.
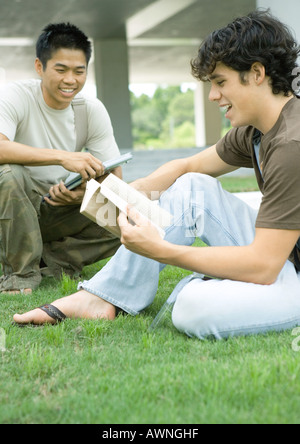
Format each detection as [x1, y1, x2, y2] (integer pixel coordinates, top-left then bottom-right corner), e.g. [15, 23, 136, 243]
[219, 175, 259, 193]
[1, 176, 299, 424]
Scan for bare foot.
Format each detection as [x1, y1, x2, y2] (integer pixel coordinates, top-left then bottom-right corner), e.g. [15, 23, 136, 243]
[13, 290, 116, 325]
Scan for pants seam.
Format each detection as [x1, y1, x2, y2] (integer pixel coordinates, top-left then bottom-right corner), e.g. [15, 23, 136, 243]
[216, 315, 300, 337]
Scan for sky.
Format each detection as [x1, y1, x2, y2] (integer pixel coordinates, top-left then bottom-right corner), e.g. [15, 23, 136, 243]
[81, 81, 196, 99]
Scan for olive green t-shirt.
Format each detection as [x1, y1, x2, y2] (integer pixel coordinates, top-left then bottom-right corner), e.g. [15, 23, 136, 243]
[216, 97, 300, 231]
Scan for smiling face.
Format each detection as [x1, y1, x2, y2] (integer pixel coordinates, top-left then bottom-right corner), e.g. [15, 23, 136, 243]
[208, 62, 263, 129]
[35, 48, 87, 110]
[207, 62, 294, 135]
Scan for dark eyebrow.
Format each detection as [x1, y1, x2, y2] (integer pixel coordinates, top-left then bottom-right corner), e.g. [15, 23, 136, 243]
[54, 63, 86, 70]
[208, 73, 224, 81]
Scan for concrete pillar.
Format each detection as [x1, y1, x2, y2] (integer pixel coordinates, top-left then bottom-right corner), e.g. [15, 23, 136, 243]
[93, 39, 133, 150]
[194, 82, 222, 147]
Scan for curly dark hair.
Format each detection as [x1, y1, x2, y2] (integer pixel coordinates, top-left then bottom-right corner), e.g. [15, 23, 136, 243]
[191, 10, 300, 96]
[36, 23, 92, 69]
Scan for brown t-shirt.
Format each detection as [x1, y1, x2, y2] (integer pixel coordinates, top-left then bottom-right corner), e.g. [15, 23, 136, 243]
[216, 97, 300, 266]
[216, 97, 300, 230]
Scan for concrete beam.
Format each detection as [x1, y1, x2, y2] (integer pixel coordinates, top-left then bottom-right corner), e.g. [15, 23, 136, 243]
[0, 38, 35, 47]
[126, 0, 198, 41]
[129, 38, 201, 47]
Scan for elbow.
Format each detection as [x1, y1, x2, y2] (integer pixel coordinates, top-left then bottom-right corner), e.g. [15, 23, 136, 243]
[256, 276, 277, 286]
[246, 244, 284, 286]
[253, 264, 281, 286]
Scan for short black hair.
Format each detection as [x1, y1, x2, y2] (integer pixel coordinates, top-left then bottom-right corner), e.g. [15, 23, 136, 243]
[191, 9, 300, 96]
[36, 22, 92, 69]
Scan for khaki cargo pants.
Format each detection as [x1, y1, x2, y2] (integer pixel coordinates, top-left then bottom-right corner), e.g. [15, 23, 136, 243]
[0, 164, 121, 291]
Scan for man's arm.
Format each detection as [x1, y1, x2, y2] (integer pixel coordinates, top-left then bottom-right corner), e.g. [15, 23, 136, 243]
[158, 228, 300, 285]
[132, 145, 238, 198]
[0, 134, 105, 180]
[119, 207, 300, 286]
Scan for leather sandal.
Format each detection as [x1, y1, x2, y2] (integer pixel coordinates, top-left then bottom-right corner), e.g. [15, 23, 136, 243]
[38, 304, 67, 323]
[13, 304, 67, 328]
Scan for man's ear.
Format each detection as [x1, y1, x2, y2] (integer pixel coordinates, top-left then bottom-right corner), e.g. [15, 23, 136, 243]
[251, 62, 266, 85]
[35, 58, 44, 76]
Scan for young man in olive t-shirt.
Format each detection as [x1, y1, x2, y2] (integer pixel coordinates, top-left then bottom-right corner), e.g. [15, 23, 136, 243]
[14, 11, 300, 340]
[0, 23, 121, 294]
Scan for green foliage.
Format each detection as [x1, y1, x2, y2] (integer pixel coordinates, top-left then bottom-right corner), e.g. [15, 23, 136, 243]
[168, 90, 195, 127]
[131, 86, 196, 149]
[171, 121, 196, 148]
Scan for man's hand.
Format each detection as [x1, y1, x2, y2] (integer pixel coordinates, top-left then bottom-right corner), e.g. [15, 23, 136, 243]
[60, 151, 105, 181]
[118, 206, 166, 259]
[44, 182, 86, 207]
[45, 165, 124, 207]
[45, 151, 106, 206]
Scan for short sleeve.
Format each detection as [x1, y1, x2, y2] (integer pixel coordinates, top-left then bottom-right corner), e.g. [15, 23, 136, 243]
[0, 84, 26, 140]
[85, 98, 120, 162]
[216, 126, 255, 168]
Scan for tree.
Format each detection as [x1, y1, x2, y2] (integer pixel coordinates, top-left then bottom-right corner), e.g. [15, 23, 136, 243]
[130, 86, 195, 149]
[168, 90, 195, 127]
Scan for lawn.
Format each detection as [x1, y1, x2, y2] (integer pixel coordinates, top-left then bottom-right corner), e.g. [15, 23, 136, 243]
[1, 176, 300, 424]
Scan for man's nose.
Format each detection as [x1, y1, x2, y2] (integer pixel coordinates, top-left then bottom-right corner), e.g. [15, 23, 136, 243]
[208, 84, 221, 102]
[63, 71, 76, 84]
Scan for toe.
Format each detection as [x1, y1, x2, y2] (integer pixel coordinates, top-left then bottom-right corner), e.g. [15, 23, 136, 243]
[13, 308, 55, 325]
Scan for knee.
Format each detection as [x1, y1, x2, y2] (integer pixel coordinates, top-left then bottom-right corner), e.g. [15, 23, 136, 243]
[0, 164, 28, 185]
[172, 286, 220, 340]
[160, 173, 219, 210]
[0, 164, 38, 213]
[174, 172, 218, 192]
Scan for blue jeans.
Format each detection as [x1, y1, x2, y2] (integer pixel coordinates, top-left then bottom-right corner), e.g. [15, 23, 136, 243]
[79, 173, 300, 339]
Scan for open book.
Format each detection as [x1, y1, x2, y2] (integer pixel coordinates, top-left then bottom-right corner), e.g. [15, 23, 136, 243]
[80, 174, 173, 238]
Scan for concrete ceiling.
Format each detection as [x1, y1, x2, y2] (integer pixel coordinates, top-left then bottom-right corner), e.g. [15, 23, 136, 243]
[0, 0, 256, 85]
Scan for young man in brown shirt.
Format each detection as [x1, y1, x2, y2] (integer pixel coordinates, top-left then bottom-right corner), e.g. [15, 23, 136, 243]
[14, 10, 300, 340]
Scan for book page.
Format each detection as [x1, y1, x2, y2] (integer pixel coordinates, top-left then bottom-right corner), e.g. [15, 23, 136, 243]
[80, 179, 121, 237]
[80, 176, 173, 239]
[80, 179, 101, 214]
[100, 174, 172, 229]
[100, 182, 165, 238]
